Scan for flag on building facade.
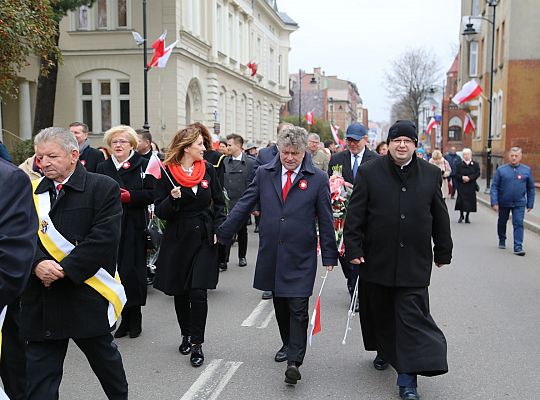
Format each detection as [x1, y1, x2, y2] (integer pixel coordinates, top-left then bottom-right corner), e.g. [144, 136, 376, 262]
[452, 80, 483, 105]
[464, 113, 476, 134]
[426, 117, 438, 133]
[247, 61, 258, 77]
[148, 32, 177, 68]
[305, 111, 314, 126]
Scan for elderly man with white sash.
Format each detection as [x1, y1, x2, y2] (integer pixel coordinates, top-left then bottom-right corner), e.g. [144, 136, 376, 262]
[20, 127, 128, 400]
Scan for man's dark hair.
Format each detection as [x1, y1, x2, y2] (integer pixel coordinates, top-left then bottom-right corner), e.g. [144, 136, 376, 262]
[226, 133, 244, 147]
[323, 140, 334, 148]
[135, 129, 152, 143]
[69, 122, 89, 133]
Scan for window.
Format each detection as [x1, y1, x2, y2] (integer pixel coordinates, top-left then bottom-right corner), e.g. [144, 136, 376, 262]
[472, 0, 480, 16]
[216, 4, 222, 52]
[476, 101, 482, 140]
[278, 55, 283, 85]
[496, 91, 503, 138]
[499, 21, 505, 66]
[469, 41, 478, 77]
[78, 6, 89, 30]
[118, 0, 127, 27]
[448, 116, 462, 142]
[228, 13, 233, 57]
[77, 71, 130, 133]
[192, 0, 200, 36]
[494, 27, 499, 68]
[98, 0, 107, 28]
[75, 0, 131, 31]
[238, 21, 243, 63]
[490, 95, 497, 139]
[269, 48, 275, 81]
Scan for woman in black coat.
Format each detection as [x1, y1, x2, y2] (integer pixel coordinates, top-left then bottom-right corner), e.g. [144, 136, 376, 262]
[154, 123, 225, 368]
[454, 148, 480, 223]
[96, 125, 155, 338]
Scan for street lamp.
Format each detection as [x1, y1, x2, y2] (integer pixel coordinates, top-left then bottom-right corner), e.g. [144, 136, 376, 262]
[328, 97, 334, 125]
[463, 0, 498, 190]
[142, 0, 150, 129]
[298, 69, 302, 126]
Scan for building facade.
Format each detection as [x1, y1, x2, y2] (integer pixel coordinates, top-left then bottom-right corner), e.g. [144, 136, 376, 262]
[53, 0, 297, 148]
[458, 0, 540, 178]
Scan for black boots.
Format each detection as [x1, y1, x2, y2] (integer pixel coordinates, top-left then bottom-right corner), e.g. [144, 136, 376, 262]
[114, 306, 142, 338]
[114, 310, 129, 338]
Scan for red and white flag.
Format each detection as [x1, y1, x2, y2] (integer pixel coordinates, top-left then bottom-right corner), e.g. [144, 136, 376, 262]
[464, 113, 476, 134]
[305, 111, 314, 126]
[308, 296, 321, 346]
[452, 80, 482, 105]
[144, 153, 163, 179]
[157, 40, 177, 68]
[330, 123, 345, 145]
[426, 117, 438, 133]
[148, 32, 177, 68]
[247, 61, 258, 77]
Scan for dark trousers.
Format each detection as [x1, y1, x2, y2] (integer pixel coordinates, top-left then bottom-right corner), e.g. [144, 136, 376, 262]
[174, 289, 208, 344]
[498, 206, 525, 250]
[272, 297, 309, 366]
[26, 334, 128, 400]
[224, 222, 248, 261]
[339, 256, 359, 297]
[0, 300, 26, 400]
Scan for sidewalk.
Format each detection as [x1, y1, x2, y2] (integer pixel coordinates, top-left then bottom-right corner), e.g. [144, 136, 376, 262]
[474, 178, 540, 235]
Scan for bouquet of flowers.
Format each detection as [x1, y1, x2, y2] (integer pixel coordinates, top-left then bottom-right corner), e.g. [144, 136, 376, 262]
[329, 165, 354, 255]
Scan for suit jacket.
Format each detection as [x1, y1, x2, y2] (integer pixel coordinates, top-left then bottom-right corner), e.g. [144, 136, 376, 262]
[256, 144, 278, 167]
[21, 163, 122, 340]
[0, 159, 37, 309]
[79, 145, 105, 173]
[344, 155, 453, 287]
[327, 148, 378, 183]
[219, 155, 338, 297]
[223, 153, 256, 209]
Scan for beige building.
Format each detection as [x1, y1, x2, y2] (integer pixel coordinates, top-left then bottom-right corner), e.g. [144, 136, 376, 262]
[458, 0, 540, 178]
[51, 0, 297, 148]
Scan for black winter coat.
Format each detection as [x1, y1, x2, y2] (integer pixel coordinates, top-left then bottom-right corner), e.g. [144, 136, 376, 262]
[79, 145, 105, 173]
[223, 154, 256, 209]
[344, 155, 453, 287]
[96, 153, 155, 306]
[455, 160, 480, 212]
[153, 162, 226, 294]
[327, 148, 379, 184]
[21, 163, 122, 340]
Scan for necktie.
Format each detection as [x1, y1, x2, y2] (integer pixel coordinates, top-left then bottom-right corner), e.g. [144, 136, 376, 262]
[352, 155, 359, 179]
[282, 170, 293, 202]
[56, 184, 63, 193]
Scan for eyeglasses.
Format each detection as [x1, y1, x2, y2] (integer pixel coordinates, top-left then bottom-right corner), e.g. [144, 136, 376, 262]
[111, 140, 131, 146]
[390, 138, 415, 146]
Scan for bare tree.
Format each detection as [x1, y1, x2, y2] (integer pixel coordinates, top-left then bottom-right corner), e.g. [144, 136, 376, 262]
[385, 47, 441, 128]
[389, 97, 414, 123]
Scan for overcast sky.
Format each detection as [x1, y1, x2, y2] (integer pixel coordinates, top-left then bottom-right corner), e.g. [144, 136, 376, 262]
[282, 0, 462, 123]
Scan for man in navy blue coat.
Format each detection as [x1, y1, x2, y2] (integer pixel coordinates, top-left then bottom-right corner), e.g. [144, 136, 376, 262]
[219, 126, 338, 385]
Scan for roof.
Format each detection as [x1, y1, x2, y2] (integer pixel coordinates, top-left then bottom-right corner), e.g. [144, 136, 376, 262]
[278, 12, 298, 26]
[447, 55, 459, 74]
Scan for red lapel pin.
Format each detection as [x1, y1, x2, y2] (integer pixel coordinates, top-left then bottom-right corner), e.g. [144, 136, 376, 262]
[200, 180, 209, 188]
[299, 180, 308, 190]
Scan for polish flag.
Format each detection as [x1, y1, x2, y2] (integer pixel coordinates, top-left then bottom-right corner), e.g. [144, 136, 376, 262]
[157, 40, 177, 68]
[330, 123, 345, 145]
[464, 113, 476, 134]
[247, 61, 258, 77]
[306, 111, 314, 126]
[308, 296, 321, 346]
[452, 80, 483, 105]
[426, 117, 438, 133]
[144, 153, 163, 179]
[148, 32, 167, 68]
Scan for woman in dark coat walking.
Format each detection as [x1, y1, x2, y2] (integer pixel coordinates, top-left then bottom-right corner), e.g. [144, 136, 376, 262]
[96, 125, 155, 338]
[455, 148, 480, 223]
[154, 123, 225, 368]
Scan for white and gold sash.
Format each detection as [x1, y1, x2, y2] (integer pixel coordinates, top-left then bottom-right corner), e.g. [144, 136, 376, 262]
[31, 178, 126, 327]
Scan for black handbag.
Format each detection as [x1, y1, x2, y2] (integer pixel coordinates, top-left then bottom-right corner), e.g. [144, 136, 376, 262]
[144, 220, 161, 250]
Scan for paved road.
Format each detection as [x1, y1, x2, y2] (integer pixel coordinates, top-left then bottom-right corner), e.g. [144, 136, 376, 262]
[57, 200, 540, 399]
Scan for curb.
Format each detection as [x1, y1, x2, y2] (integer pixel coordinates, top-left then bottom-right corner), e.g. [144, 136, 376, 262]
[477, 197, 540, 236]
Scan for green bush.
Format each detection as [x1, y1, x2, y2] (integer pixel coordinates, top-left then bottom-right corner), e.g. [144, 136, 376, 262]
[11, 139, 34, 166]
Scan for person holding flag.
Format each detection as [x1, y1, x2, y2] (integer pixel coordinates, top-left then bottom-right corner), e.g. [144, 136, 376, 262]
[22, 127, 128, 400]
[97, 125, 156, 339]
[153, 124, 226, 368]
[218, 126, 337, 385]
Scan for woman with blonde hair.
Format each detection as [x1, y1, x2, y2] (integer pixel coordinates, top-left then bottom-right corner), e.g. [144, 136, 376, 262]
[153, 123, 225, 368]
[429, 150, 452, 199]
[96, 125, 155, 338]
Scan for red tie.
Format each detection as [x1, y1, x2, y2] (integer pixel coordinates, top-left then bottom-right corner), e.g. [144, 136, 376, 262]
[282, 171, 293, 202]
[56, 184, 63, 192]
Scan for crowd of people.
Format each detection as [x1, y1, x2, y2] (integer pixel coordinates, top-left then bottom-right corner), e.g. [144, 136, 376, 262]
[0, 119, 535, 400]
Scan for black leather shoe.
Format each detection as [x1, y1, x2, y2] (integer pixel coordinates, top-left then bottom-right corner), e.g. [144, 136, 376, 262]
[274, 345, 288, 362]
[114, 319, 129, 338]
[372, 354, 388, 370]
[262, 291, 273, 300]
[238, 257, 247, 267]
[458, 217, 463, 223]
[219, 262, 228, 271]
[254, 226, 259, 233]
[284, 364, 301, 384]
[128, 307, 142, 338]
[465, 217, 470, 223]
[179, 336, 191, 355]
[190, 344, 204, 367]
[399, 386, 419, 400]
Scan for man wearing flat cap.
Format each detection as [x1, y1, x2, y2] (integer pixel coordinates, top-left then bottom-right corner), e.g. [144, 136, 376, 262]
[344, 120, 452, 400]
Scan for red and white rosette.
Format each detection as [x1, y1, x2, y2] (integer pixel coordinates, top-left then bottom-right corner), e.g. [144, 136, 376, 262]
[80, 160, 86, 166]
[299, 180, 308, 190]
[200, 180, 209, 189]
[122, 161, 131, 169]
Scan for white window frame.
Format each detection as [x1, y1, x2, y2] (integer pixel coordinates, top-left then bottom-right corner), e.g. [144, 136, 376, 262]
[475, 100, 482, 141]
[496, 91, 503, 138]
[73, 0, 132, 31]
[469, 41, 478, 77]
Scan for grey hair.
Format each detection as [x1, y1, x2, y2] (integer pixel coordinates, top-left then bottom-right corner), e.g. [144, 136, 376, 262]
[308, 133, 321, 142]
[277, 126, 308, 152]
[462, 147, 472, 155]
[34, 127, 79, 153]
[509, 147, 522, 153]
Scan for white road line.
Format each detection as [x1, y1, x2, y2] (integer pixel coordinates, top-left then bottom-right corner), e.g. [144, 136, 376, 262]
[180, 359, 243, 400]
[241, 300, 269, 327]
[257, 309, 275, 329]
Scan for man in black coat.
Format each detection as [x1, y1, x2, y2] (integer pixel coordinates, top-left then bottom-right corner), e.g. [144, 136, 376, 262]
[344, 120, 453, 400]
[22, 127, 128, 400]
[0, 158, 38, 400]
[69, 122, 105, 172]
[327, 123, 378, 303]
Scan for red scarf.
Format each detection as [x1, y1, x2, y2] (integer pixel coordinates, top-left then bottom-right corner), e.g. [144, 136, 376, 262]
[168, 160, 206, 188]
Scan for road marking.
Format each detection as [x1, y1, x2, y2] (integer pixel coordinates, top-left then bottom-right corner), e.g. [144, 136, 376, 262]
[241, 300, 270, 327]
[257, 309, 275, 329]
[180, 359, 243, 400]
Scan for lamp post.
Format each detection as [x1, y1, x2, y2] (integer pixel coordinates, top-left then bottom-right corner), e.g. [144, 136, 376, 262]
[328, 97, 334, 125]
[142, 0, 150, 130]
[463, 0, 498, 190]
[298, 69, 302, 126]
